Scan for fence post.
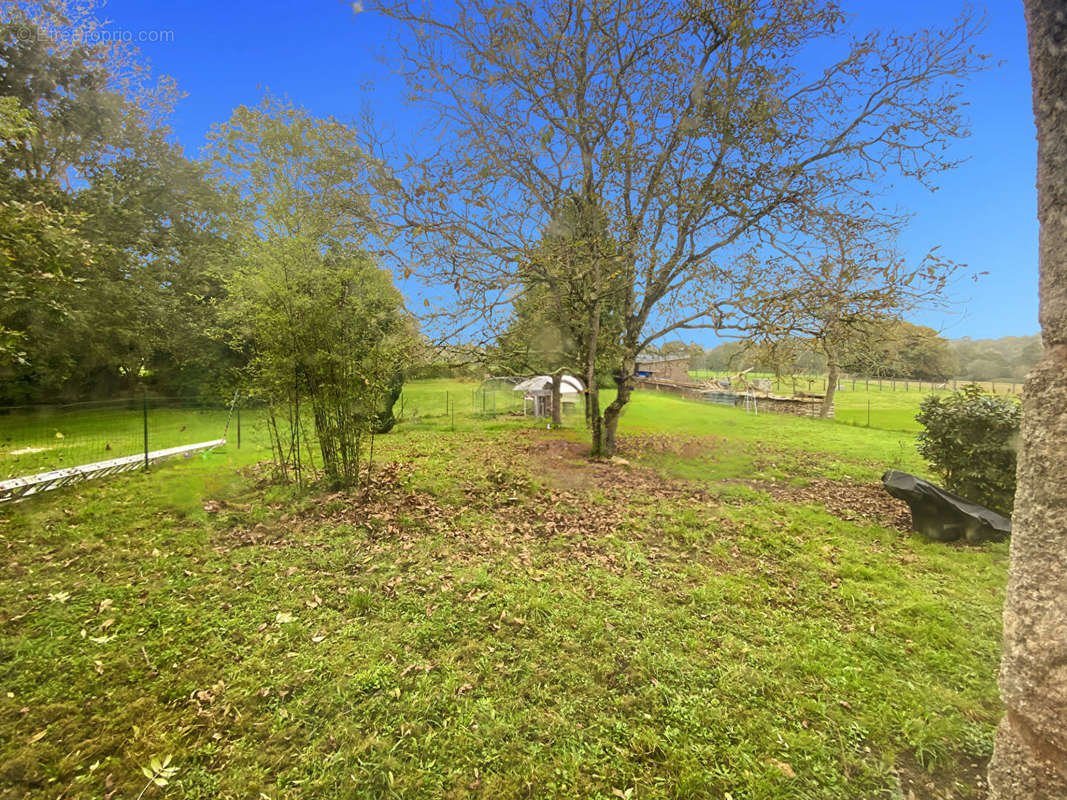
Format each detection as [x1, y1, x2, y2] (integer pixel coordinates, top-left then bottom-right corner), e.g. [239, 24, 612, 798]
[237, 403, 241, 449]
[367, 432, 375, 489]
[143, 391, 149, 471]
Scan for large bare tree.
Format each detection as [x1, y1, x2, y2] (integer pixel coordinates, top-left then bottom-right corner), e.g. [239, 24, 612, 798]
[986, 0, 1067, 796]
[372, 0, 986, 455]
[749, 207, 960, 417]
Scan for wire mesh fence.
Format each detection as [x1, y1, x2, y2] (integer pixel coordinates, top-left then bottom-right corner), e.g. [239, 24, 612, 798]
[398, 383, 531, 427]
[0, 383, 554, 484]
[687, 370, 1023, 396]
[2, 375, 963, 488]
[0, 395, 250, 480]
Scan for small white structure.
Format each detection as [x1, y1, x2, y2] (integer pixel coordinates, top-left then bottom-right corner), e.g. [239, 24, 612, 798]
[513, 375, 585, 417]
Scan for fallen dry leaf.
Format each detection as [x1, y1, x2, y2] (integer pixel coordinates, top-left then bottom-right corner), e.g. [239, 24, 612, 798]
[767, 759, 796, 778]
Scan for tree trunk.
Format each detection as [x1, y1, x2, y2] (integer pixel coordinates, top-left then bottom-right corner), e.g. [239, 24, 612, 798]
[551, 372, 563, 426]
[987, 1, 1067, 796]
[583, 296, 602, 426]
[584, 368, 596, 426]
[601, 351, 635, 458]
[588, 388, 603, 454]
[820, 356, 838, 418]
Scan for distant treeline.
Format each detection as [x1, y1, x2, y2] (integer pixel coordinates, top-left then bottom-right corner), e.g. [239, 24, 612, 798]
[949, 335, 1041, 382]
[645, 329, 1042, 383]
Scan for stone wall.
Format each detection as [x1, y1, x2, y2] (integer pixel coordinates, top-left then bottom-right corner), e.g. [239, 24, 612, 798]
[636, 359, 692, 383]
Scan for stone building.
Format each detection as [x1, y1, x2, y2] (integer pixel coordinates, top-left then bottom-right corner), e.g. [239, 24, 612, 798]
[634, 354, 691, 383]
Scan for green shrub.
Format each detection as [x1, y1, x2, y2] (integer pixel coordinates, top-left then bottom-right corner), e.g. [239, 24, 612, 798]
[915, 384, 1021, 514]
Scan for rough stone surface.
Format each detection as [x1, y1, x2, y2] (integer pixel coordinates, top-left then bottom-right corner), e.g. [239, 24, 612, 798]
[991, 711, 1067, 799]
[989, 357, 1067, 797]
[988, 1, 1067, 795]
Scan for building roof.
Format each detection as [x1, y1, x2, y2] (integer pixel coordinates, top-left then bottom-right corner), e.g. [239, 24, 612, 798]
[635, 354, 690, 364]
[512, 375, 585, 395]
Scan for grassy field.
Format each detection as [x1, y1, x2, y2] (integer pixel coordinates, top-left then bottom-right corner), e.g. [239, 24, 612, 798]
[689, 372, 1024, 398]
[0, 384, 530, 480]
[0, 381, 1006, 799]
[0, 403, 241, 480]
[688, 371, 1023, 433]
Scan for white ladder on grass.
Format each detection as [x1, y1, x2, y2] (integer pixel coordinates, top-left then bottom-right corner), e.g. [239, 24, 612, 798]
[0, 439, 225, 503]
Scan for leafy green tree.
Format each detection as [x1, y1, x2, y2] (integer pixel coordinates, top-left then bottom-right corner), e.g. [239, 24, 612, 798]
[225, 240, 414, 486]
[212, 98, 415, 487]
[951, 335, 1041, 381]
[0, 1, 225, 402]
[70, 130, 232, 396]
[842, 320, 958, 382]
[495, 196, 624, 430]
[0, 1, 178, 182]
[704, 341, 753, 372]
[916, 385, 1021, 514]
[0, 96, 92, 372]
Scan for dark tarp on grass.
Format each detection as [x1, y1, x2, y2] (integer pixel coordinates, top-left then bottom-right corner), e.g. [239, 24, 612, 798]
[881, 470, 1012, 544]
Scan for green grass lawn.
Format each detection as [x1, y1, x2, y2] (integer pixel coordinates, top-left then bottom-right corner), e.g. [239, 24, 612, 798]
[0, 382, 1005, 799]
[831, 389, 938, 434]
[689, 371, 1022, 433]
[0, 404, 243, 480]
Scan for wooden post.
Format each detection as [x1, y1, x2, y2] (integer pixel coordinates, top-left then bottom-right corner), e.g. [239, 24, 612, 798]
[143, 391, 149, 472]
[367, 432, 374, 490]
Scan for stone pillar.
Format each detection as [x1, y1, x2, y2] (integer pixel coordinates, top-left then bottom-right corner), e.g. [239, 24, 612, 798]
[987, 1, 1067, 796]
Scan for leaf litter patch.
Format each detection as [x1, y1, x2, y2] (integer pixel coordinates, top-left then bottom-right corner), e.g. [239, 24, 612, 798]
[209, 430, 912, 573]
[523, 430, 912, 532]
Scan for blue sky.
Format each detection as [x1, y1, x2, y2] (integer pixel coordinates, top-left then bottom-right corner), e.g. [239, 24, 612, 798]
[102, 0, 1039, 342]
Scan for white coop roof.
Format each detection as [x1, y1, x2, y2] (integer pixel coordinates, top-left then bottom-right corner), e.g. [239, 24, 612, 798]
[512, 375, 585, 395]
